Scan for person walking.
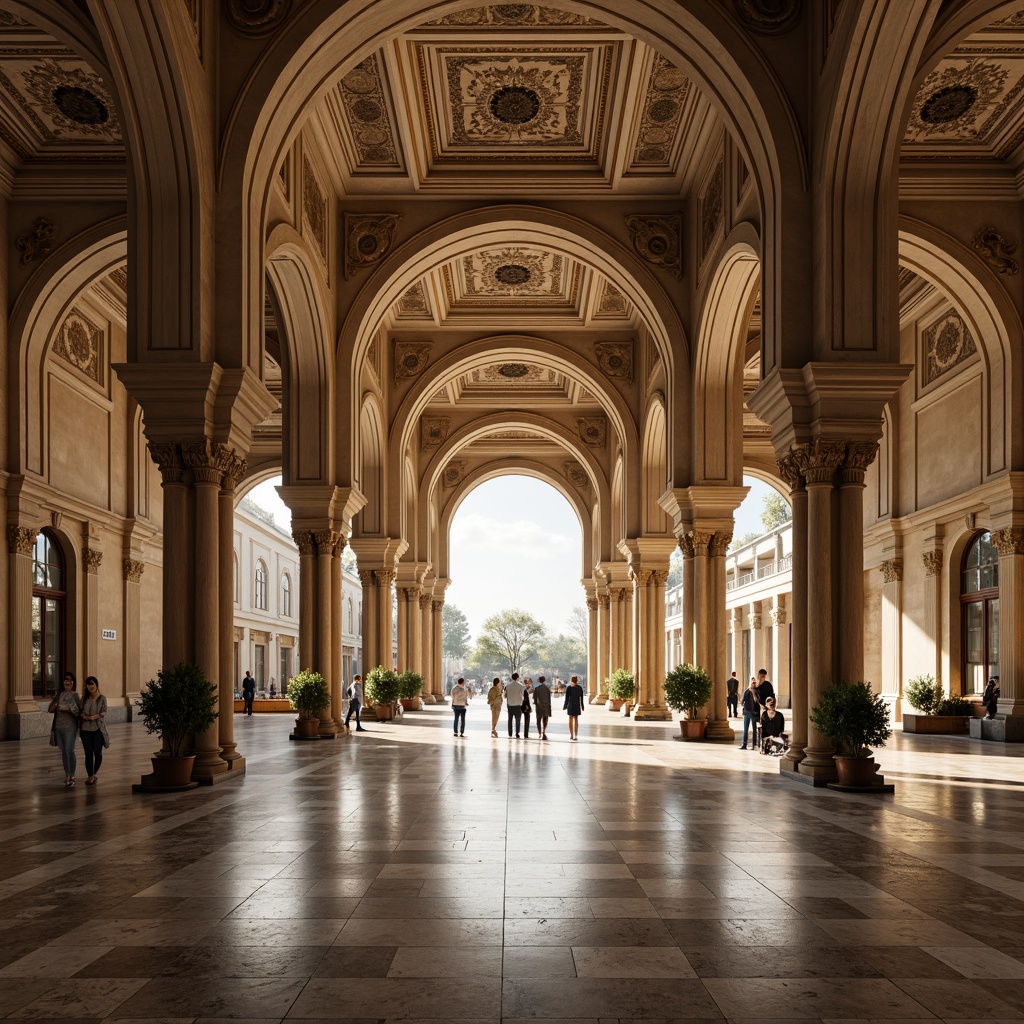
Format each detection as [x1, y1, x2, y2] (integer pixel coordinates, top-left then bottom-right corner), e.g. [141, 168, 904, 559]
[563, 675, 585, 741]
[79, 675, 108, 785]
[242, 669, 256, 716]
[726, 671, 739, 718]
[451, 677, 470, 736]
[533, 675, 552, 740]
[49, 672, 81, 787]
[521, 678, 533, 739]
[487, 677, 504, 737]
[740, 676, 760, 750]
[345, 674, 366, 731]
[505, 673, 526, 738]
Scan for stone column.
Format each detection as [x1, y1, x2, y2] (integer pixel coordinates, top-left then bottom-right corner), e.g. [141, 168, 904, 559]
[749, 604, 764, 675]
[294, 531, 316, 670]
[218, 456, 244, 767]
[432, 599, 445, 702]
[607, 583, 627, 674]
[181, 441, 227, 779]
[922, 549, 943, 690]
[681, 535, 695, 664]
[770, 601, 790, 708]
[6, 526, 36, 714]
[396, 587, 409, 670]
[691, 530, 713, 677]
[122, 559, 144, 708]
[312, 531, 338, 738]
[838, 444, 877, 682]
[360, 569, 377, 672]
[706, 531, 734, 740]
[82, 546, 102, 679]
[779, 455, 807, 770]
[634, 567, 671, 720]
[729, 608, 742, 679]
[331, 537, 344, 729]
[375, 568, 394, 670]
[880, 558, 904, 717]
[596, 592, 610, 702]
[586, 598, 599, 702]
[409, 588, 423, 676]
[149, 443, 190, 666]
[993, 528, 1024, 716]
[795, 440, 846, 779]
[419, 593, 433, 699]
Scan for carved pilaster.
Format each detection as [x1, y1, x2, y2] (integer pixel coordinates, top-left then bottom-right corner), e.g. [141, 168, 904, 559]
[7, 526, 34, 556]
[993, 528, 1024, 556]
[922, 550, 943, 578]
[769, 606, 787, 627]
[879, 558, 904, 584]
[83, 548, 103, 575]
[123, 558, 145, 583]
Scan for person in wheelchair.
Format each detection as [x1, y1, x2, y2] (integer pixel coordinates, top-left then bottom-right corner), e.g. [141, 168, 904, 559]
[759, 697, 787, 755]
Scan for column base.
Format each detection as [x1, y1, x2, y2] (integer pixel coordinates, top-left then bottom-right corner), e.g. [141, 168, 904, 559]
[318, 720, 340, 738]
[220, 743, 243, 766]
[779, 745, 806, 773]
[633, 703, 672, 721]
[794, 752, 838, 785]
[969, 715, 1024, 742]
[432, 694, 448, 705]
[591, 694, 608, 705]
[2, 707, 50, 740]
[191, 755, 229, 780]
[705, 718, 736, 741]
[421, 693, 437, 704]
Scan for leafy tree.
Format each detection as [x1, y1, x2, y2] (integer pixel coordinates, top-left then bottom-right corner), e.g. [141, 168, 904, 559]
[542, 633, 586, 679]
[728, 531, 760, 552]
[442, 604, 471, 659]
[341, 546, 357, 573]
[475, 608, 546, 676]
[761, 491, 792, 532]
[567, 606, 589, 650]
[666, 547, 683, 588]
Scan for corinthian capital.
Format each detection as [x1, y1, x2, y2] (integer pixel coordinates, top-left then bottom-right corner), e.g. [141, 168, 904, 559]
[840, 442, 878, 485]
[922, 550, 942, 578]
[710, 532, 732, 557]
[689, 530, 712, 556]
[879, 557, 903, 583]
[148, 442, 184, 483]
[83, 548, 103, 575]
[794, 438, 847, 485]
[7, 526, 34, 556]
[993, 528, 1024, 556]
[678, 533, 695, 558]
[123, 558, 145, 583]
[777, 450, 805, 493]
[292, 530, 316, 556]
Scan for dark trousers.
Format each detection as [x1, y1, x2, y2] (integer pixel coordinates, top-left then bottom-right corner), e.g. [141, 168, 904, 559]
[81, 729, 103, 776]
[243, 694, 254, 715]
[742, 710, 759, 747]
[507, 707, 523, 736]
[453, 706, 466, 734]
[727, 694, 738, 716]
[536, 714, 549, 735]
[522, 710, 531, 738]
[345, 699, 362, 728]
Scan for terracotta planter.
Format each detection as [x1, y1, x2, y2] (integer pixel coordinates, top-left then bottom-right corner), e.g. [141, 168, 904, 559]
[150, 755, 196, 787]
[373, 702, 395, 721]
[607, 699, 624, 711]
[834, 755, 879, 787]
[293, 717, 320, 739]
[400, 698, 422, 711]
[678, 719, 708, 739]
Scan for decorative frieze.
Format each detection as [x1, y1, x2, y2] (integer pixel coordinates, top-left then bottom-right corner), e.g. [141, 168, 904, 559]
[395, 341, 432, 379]
[993, 527, 1024, 556]
[922, 550, 943, 577]
[344, 213, 400, 278]
[973, 226, 1019, 276]
[594, 341, 632, 382]
[625, 214, 682, 278]
[630, 56, 690, 169]
[880, 558, 904, 584]
[7, 526, 34, 556]
[15, 218, 56, 267]
[83, 548, 103, 574]
[338, 55, 400, 168]
[123, 558, 145, 583]
[421, 417, 450, 447]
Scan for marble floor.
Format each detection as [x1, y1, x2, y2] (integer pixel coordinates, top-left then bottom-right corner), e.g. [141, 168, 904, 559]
[3, 706, 1024, 1024]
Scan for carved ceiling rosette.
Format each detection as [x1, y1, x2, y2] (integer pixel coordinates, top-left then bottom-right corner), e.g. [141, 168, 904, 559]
[394, 341, 432, 380]
[420, 417, 450, 448]
[225, 0, 291, 34]
[564, 461, 589, 490]
[923, 308, 978, 385]
[594, 342, 632, 383]
[53, 309, 102, 384]
[734, 0, 802, 34]
[973, 227, 1019, 276]
[15, 219, 56, 268]
[344, 213, 400, 279]
[575, 416, 607, 448]
[22, 59, 121, 140]
[625, 214, 682, 278]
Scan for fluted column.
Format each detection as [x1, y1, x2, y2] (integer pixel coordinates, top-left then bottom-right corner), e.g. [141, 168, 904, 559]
[779, 455, 807, 770]
[6, 526, 35, 714]
[691, 530, 713, 678]
[219, 456, 245, 767]
[839, 444, 877, 682]
[294, 532, 316, 670]
[596, 592, 610, 701]
[680, 535, 695, 664]
[993, 528, 1024, 714]
[432, 599, 445, 702]
[586, 598, 599, 702]
[879, 557, 904, 721]
[419, 594, 434, 700]
[795, 440, 846, 778]
[770, 602, 790, 708]
[149, 443, 190, 666]
[922, 549, 943, 689]
[706, 531, 734, 740]
[123, 559, 144, 707]
[331, 537, 344, 730]
[82, 545, 102, 680]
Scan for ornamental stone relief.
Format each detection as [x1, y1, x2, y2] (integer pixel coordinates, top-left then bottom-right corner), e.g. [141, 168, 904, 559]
[396, 282, 431, 317]
[564, 462, 588, 489]
[442, 461, 466, 488]
[973, 227, 1019, 276]
[15, 218, 56, 267]
[420, 417, 450, 448]
[594, 342, 632, 383]
[394, 341, 432, 379]
[344, 213, 400, 278]
[993, 528, 1024, 555]
[880, 558, 904, 584]
[338, 55, 400, 167]
[302, 157, 328, 262]
[576, 416, 607, 447]
[463, 246, 563, 297]
[20, 58, 121, 140]
[700, 161, 724, 263]
[425, 6, 604, 27]
[922, 550, 943, 578]
[625, 214, 682, 278]
[53, 308, 102, 384]
[123, 558, 145, 584]
[475, 364, 550, 386]
[629, 56, 690, 168]
[923, 308, 978, 386]
[596, 281, 627, 316]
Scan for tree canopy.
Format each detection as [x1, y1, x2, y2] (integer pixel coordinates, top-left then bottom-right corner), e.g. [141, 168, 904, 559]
[567, 606, 588, 650]
[473, 608, 546, 676]
[541, 633, 586, 679]
[761, 491, 792, 532]
[442, 603, 471, 659]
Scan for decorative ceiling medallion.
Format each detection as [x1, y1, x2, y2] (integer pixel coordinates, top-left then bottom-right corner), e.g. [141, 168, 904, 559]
[442, 461, 466, 488]
[53, 308, 102, 384]
[396, 281, 430, 316]
[497, 362, 530, 378]
[625, 214, 682, 278]
[594, 342, 633, 383]
[22, 59, 120, 139]
[447, 53, 583, 144]
[494, 264, 531, 286]
[700, 162, 725, 263]
[464, 247, 562, 296]
[973, 226, 1019, 276]
[576, 416, 607, 447]
[423, 6, 605, 27]
[338, 55, 400, 167]
[630, 56, 690, 168]
[394, 341, 433, 379]
[733, 0, 801, 34]
[919, 85, 977, 125]
[420, 417, 450, 447]
[564, 461, 589, 489]
[478, 364, 547, 384]
[15, 217, 56, 267]
[225, 0, 291, 35]
[923, 308, 977, 386]
[905, 58, 1008, 142]
[302, 157, 328, 262]
[344, 213, 400, 278]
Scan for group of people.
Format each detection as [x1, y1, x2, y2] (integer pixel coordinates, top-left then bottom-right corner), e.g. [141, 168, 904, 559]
[472, 673, 585, 741]
[727, 668, 786, 754]
[48, 671, 109, 787]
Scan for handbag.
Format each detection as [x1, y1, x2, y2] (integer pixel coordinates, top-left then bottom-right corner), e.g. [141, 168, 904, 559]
[49, 715, 58, 746]
[99, 720, 110, 749]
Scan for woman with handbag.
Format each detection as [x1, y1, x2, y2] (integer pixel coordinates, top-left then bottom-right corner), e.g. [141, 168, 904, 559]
[521, 679, 533, 739]
[79, 675, 108, 786]
[48, 672, 81, 787]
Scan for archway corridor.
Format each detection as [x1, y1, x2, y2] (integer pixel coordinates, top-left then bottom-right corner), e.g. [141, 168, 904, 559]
[4, 709, 1024, 1020]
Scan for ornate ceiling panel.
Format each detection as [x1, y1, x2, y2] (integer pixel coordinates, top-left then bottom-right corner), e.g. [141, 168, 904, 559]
[441, 245, 582, 310]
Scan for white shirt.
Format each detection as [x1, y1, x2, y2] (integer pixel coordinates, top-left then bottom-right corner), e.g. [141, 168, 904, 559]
[450, 684, 469, 707]
[504, 680, 525, 706]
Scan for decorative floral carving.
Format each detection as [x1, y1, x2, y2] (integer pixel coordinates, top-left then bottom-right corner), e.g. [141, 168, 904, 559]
[596, 281, 628, 316]
[840, 442, 878, 483]
[710, 532, 732, 557]
[777, 450, 805, 493]
[463, 247, 563, 297]
[83, 548, 103, 574]
[700, 162, 724, 262]
[630, 56, 690, 168]
[734, 0, 801, 34]
[922, 550, 943, 578]
[594, 342, 632, 383]
[564, 462, 588, 489]
[793, 438, 847, 485]
[148, 442, 184, 484]
[7, 526, 34, 556]
[22, 59, 120, 138]
[442, 461, 466, 488]
[123, 558, 145, 583]
[678, 534, 695, 558]
[992, 528, 1024, 556]
[905, 58, 1008, 142]
[302, 157, 327, 262]
[769, 606, 787, 627]
[689, 530, 712, 556]
[181, 440, 236, 485]
[625, 214, 682, 277]
[420, 417, 450, 447]
[748, 613, 762, 631]
[15, 218, 56, 267]
[923, 308, 978, 385]
[225, 0, 291, 34]
[396, 282, 430, 317]
[425, 6, 603, 26]
[53, 309, 102, 384]
[576, 416, 607, 447]
[344, 213, 400, 278]
[973, 227, 1019, 276]
[338, 55, 400, 167]
[394, 341, 432, 379]
[880, 558, 904, 583]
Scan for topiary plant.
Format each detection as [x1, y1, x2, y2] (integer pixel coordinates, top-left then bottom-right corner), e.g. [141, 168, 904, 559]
[905, 674, 942, 715]
[136, 662, 218, 758]
[287, 669, 331, 721]
[365, 666, 401, 707]
[663, 663, 714, 719]
[608, 668, 635, 702]
[810, 681, 891, 758]
[398, 670, 423, 701]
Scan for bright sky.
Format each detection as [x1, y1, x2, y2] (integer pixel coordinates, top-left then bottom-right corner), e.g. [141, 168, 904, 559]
[247, 473, 783, 642]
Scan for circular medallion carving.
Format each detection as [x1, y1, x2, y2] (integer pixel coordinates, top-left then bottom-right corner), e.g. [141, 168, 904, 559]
[494, 264, 532, 286]
[934, 321, 962, 368]
[919, 85, 977, 125]
[653, 67, 688, 92]
[497, 363, 530, 378]
[357, 234, 380, 256]
[645, 235, 669, 257]
[639, 147, 665, 161]
[403, 353, 421, 370]
[647, 98, 679, 124]
[351, 98, 383, 122]
[606, 355, 624, 371]
[357, 126, 388, 146]
[225, 0, 291, 34]
[489, 86, 540, 125]
[342, 69, 376, 94]
[734, 0, 801, 34]
[363, 147, 391, 162]
[52, 86, 109, 126]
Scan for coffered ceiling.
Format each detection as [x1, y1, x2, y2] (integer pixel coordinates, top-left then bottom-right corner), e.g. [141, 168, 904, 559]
[310, 3, 716, 195]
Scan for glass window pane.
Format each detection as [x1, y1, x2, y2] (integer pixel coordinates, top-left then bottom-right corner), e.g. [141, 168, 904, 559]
[988, 598, 1000, 678]
[965, 602, 984, 664]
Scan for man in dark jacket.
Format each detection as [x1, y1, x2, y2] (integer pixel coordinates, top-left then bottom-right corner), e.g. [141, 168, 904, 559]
[726, 671, 739, 718]
[755, 669, 775, 709]
[242, 671, 256, 716]
[533, 675, 552, 740]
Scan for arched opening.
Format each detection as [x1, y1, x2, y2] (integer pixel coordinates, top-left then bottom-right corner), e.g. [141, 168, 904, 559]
[31, 530, 66, 699]
[961, 531, 1000, 694]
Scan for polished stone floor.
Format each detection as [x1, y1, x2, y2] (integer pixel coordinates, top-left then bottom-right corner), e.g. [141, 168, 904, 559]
[3, 705, 1024, 1023]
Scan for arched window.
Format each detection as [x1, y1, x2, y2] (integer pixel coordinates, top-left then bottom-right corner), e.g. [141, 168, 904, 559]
[31, 530, 65, 698]
[233, 553, 240, 605]
[347, 597, 354, 633]
[281, 572, 292, 617]
[255, 559, 268, 611]
[962, 532, 999, 693]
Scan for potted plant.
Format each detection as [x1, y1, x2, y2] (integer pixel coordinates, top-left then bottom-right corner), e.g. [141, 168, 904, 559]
[664, 663, 713, 738]
[365, 666, 401, 721]
[902, 674, 972, 734]
[135, 662, 218, 787]
[810, 681, 892, 787]
[398, 670, 423, 711]
[288, 668, 330, 739]
[607, 668, 634, 712]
